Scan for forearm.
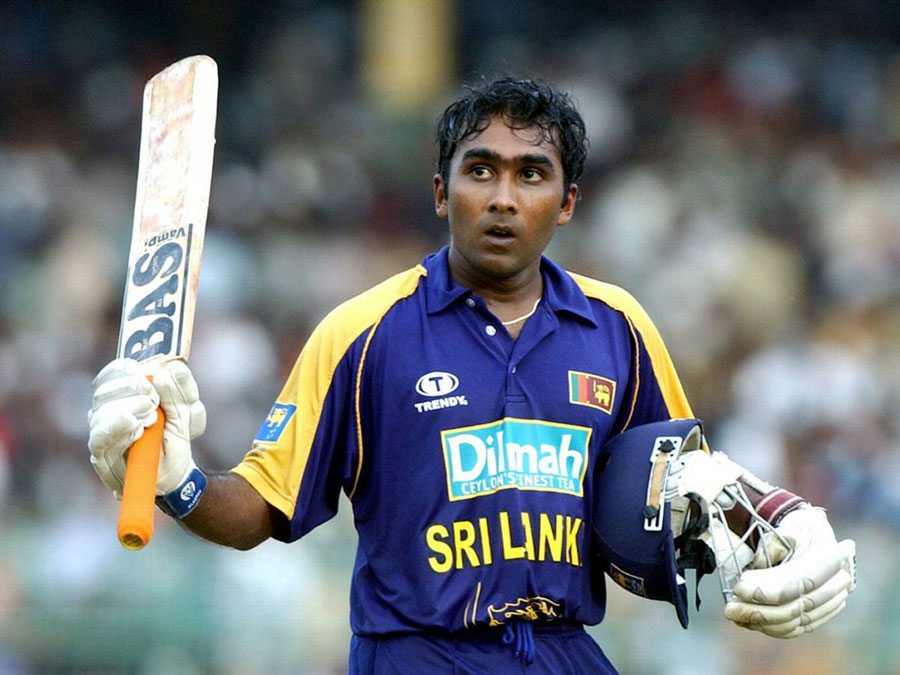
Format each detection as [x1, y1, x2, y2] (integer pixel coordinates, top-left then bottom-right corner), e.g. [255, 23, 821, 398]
[170, 472, 275, 550]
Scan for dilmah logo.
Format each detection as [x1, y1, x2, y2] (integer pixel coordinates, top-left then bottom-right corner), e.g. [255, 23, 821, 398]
[414, 371, 468, 413]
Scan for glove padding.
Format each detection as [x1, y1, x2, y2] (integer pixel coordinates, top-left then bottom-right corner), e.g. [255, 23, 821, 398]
[724, 507, 856, 639]
[87, 358, 206, 497]
[152, 359, 206, 494]
[88, 358, 160, 497]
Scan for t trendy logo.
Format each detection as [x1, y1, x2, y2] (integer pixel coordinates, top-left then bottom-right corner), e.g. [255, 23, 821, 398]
[441, 418, 591, 501]
[416, 371, 459, 396]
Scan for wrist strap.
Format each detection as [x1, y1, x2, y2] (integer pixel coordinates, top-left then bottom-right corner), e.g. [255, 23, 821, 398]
[756, 487, 807, 525]
[161, 467, 208, 519]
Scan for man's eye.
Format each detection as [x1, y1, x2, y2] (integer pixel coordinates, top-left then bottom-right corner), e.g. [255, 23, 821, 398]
[471, 166, 491, 178]
[522, 168, 543, 182]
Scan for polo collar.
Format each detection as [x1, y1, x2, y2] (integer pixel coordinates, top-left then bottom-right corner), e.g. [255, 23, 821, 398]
[540, 255, 598, 327]
[423, 246, 598, 327]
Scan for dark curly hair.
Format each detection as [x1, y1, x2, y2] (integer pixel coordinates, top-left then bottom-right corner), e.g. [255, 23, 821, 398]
[435, 77, 588, 199]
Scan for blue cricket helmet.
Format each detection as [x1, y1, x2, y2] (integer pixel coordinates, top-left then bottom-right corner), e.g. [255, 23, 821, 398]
[591, 418, 706, 629]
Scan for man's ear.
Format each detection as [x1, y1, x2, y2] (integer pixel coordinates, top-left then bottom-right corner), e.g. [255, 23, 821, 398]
[557, 183, 579, 226]
[433, 173, 448, 218]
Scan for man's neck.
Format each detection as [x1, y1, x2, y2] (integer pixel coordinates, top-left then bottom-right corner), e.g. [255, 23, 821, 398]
[448, 254, 544, 336]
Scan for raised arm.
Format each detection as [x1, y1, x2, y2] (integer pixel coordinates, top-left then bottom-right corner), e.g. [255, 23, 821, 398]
[88, 358, 276, 550]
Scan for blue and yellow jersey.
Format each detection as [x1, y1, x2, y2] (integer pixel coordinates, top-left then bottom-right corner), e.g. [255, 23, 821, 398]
[231, 246, 694, 635]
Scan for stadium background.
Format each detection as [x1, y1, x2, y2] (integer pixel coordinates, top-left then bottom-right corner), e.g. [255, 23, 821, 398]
[1, 1, 898, 672]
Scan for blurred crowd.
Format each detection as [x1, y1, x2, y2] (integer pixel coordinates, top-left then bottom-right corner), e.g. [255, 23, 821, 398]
[1, 2, 898, 673]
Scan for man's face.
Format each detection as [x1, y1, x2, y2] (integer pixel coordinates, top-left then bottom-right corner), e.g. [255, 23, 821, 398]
[434, 115, 578, 288]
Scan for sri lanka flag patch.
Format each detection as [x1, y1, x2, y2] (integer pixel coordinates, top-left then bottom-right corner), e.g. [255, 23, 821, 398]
[255, 403, 297, 442]
[568, 370, 615, 414]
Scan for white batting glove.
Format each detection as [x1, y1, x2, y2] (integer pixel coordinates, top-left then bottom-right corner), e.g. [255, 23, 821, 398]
[151, 359, 206, 495]
[88, 358, 207, 516]
[724, 507, 856, 639]
[88, 358, 160, 498]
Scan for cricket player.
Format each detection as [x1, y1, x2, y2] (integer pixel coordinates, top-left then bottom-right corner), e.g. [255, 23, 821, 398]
[88, 78, 855, 673]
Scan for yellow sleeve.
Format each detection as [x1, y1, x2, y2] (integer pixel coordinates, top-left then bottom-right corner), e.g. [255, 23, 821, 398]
[230, 265, 426, 521]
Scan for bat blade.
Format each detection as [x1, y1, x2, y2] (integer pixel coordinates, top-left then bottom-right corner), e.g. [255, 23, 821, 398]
[116, 55, 218, 550]
[118, 55, 217, 365]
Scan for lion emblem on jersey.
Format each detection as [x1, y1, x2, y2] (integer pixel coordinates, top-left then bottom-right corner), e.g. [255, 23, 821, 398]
[255, 403, 297, 443]
[487, 596, 563, 625]
[266, 407, 288, 428]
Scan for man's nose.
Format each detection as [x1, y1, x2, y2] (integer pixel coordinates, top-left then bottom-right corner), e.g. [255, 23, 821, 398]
[488, 175, 518, 214]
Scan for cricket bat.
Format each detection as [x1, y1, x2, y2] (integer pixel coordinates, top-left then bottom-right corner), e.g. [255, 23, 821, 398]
[116, 55, 218, 550]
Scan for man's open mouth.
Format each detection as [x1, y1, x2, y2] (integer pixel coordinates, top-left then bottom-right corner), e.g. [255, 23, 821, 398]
[485, 226, 515, 239]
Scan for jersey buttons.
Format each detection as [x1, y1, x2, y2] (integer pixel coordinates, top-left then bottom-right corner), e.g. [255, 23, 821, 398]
[485, 325, 497, 336]
[465, 297, 476, 308]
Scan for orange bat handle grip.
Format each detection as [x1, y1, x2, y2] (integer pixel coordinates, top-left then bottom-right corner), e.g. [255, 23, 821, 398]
[117, 392, 166, 550]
